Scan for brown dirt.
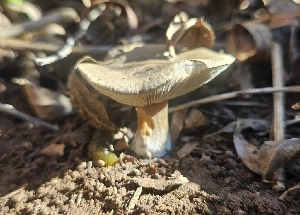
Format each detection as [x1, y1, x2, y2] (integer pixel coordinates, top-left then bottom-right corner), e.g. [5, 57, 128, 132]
[0, 78, 300, 215]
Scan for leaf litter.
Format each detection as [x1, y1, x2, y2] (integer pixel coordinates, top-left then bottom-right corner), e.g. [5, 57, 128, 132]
[1, 0, 300, 214]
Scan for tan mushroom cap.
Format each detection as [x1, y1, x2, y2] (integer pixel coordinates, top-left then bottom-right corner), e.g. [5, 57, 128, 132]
[77, 47, 235, 107]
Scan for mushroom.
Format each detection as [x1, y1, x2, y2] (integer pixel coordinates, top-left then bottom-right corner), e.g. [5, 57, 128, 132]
[75, 47, 235, 158]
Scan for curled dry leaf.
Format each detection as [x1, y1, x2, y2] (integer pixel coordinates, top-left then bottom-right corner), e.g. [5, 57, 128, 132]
[166, 11, 214, 56]
[23, 81, 73, 121]
[68, 73, 118, 131]
[259, 138, 300, 181]
[226, 23, 271, 62]
[223, 118, 300, 182]
[207, 118, 270, 173]
[69, 56, 118, 131]
[233, 119, 264, 174]
[269, 8, 300, 29]
[90, 0, 138, 30]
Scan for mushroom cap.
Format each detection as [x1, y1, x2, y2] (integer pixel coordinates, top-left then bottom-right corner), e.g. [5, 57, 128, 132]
[76, 47, 235, 106]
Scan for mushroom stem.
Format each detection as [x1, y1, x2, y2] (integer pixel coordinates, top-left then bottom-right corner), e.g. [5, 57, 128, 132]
[130, 100, 171, 158]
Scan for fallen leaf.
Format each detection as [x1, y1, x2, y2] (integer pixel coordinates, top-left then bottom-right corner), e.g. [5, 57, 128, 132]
[259, 138, 300, 181]
[226, 23, 271, 62]
[233, 119, 261, 174]
[23, 81, 74, 120]
[68, 57, 118, 132]
[166, 12, 214, 55]
[230, 119, 270, 174]
[91, 0, 138, 30]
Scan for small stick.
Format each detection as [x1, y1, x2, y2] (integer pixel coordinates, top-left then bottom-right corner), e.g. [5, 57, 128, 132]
[128, 186, 142, 210]
[0, 183, 28, 199]
[0, 38, 112, 55]
[271, 41, 285, 191]
[35, 5, 119, 66]
[271, 42, 285, 141]
[0, 103, 59, 131]
[0, 8, 79, 38]
[168, 86, 300, 113]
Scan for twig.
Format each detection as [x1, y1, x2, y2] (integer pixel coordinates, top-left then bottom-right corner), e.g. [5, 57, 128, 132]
[168, 86, 300, 113]
[219, 101, 269, 107]
[128, 186, 142, 210]
[271, 42, 285, 141]
[0, 103, 59, 131]
[35, 5, 125, 65]
[0, 183, 28, 199]
[270, 41, 285, 191]
[35, 29, 86, 66]
[0, 38, 112, 55]
[0, 8, 78, 38]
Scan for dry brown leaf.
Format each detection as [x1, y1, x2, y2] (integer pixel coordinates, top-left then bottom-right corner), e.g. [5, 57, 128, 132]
[177, 18, 214, 48]
[213, 118, 300, 181]
[226, 23, 271, 62]
[166, 11, 214, 55]
[267, 0, 300, 28]
[91, 0, 138, 30]
[231, 119, 271, 174]
[68, 57, 118, 131]
[259, 138, 300, 181]
[166, 11, 190, 47]
[23, 81, 73, 120]
[233, 119, 261, 174]
[68, 73, 118, 131]
[269, 9, 300, 29]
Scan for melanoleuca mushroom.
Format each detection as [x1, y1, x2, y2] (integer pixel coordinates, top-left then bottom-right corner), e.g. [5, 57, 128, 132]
[76, 47, 235, 158]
